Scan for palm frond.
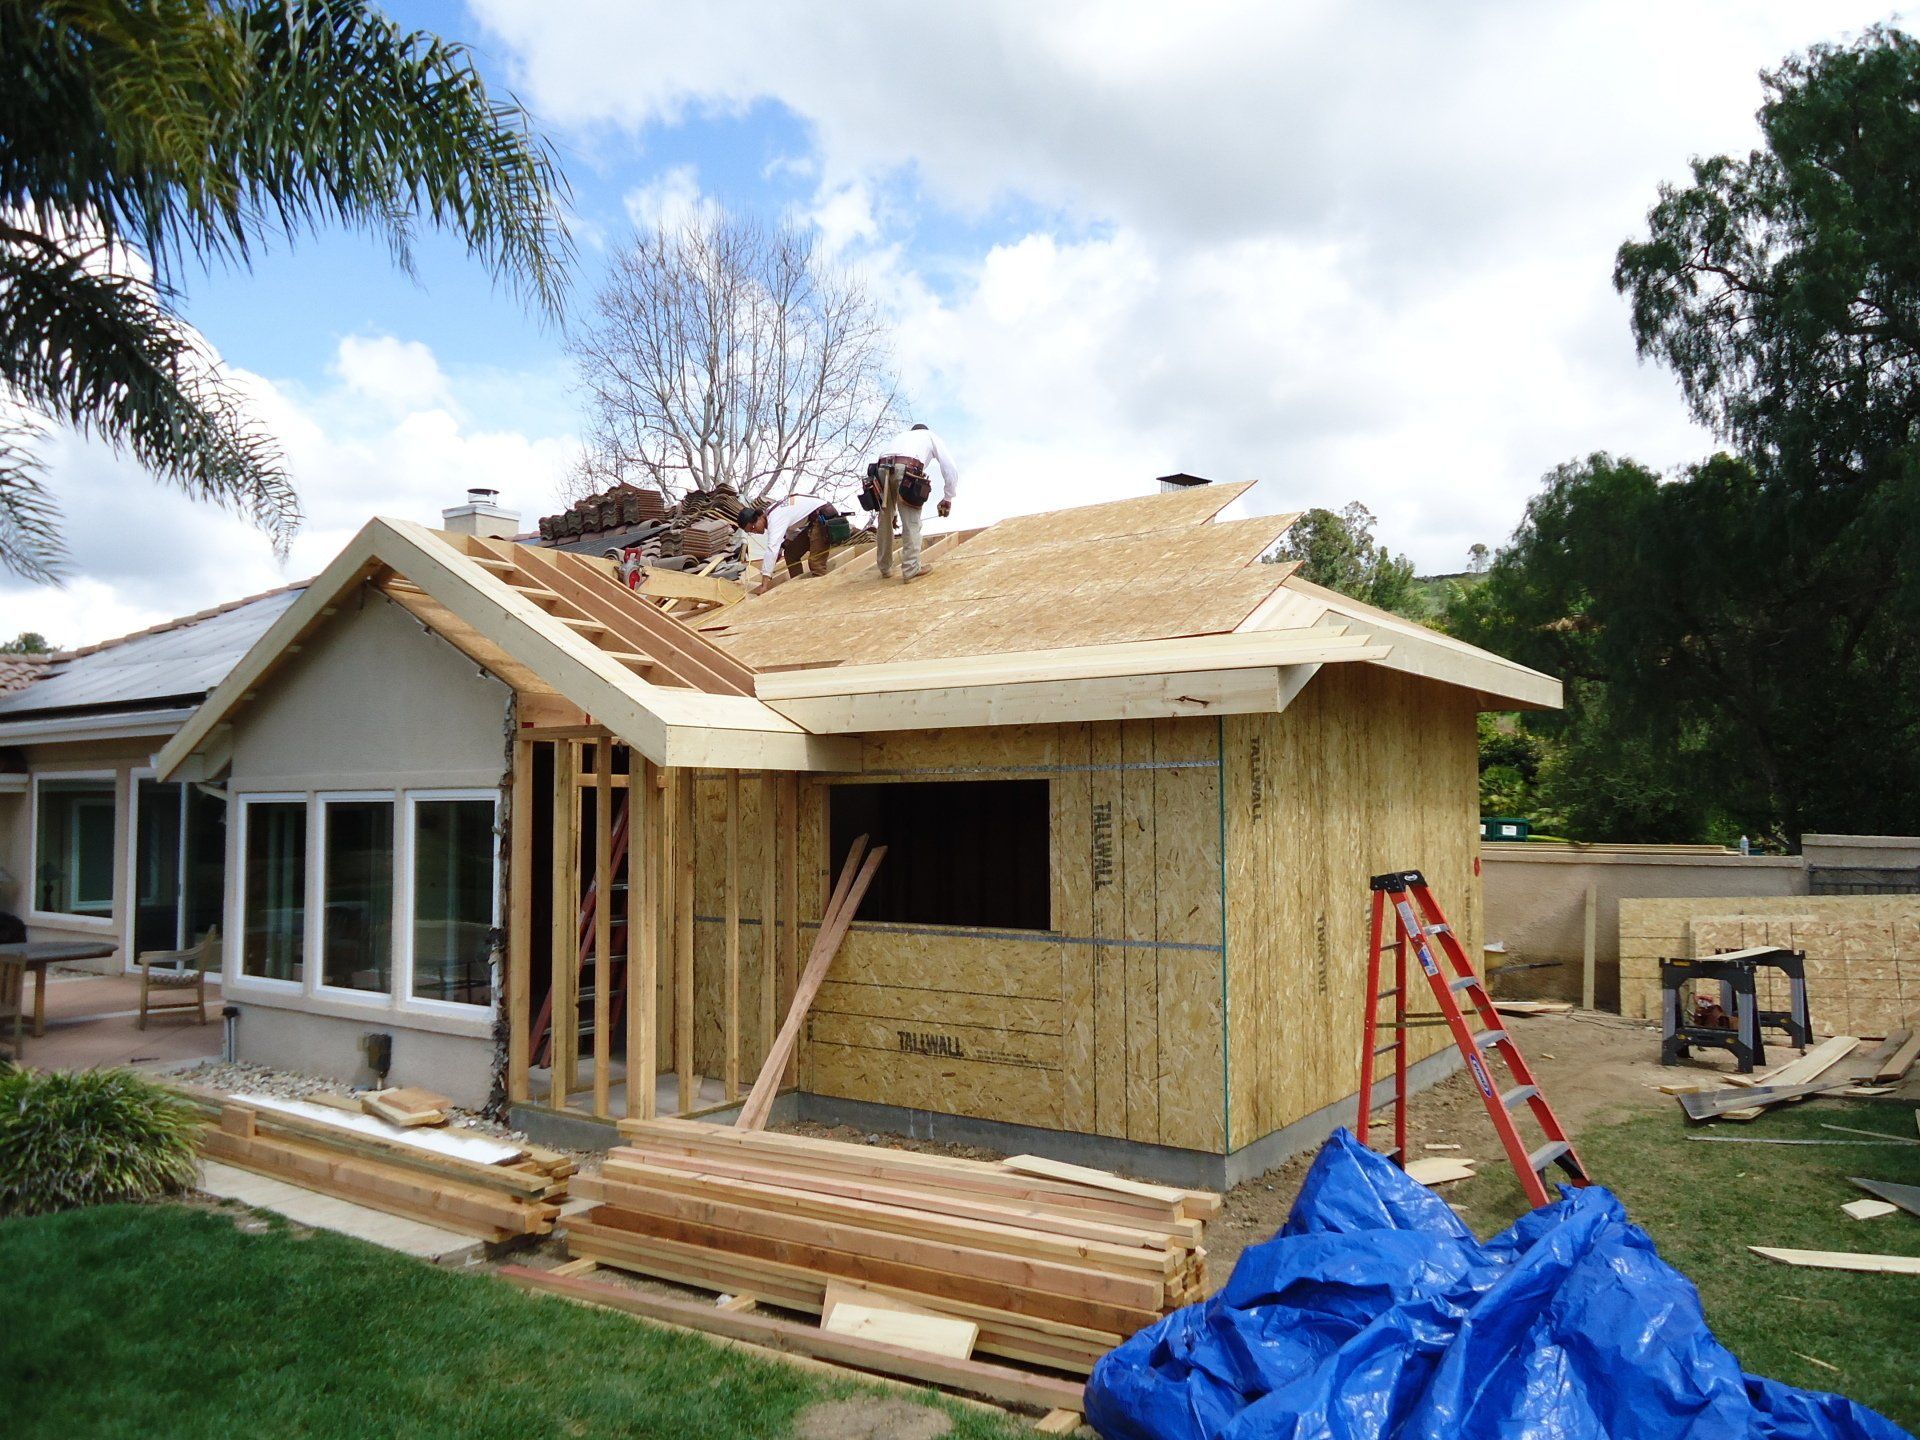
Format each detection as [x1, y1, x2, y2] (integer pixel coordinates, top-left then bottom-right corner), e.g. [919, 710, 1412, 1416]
[0, 415, 64, 583]
[0, 226, 297, 577]
[0, 0, 571, 312]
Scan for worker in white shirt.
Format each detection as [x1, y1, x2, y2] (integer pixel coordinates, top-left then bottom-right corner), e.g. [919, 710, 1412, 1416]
[737, 495, 841, 587]
[867, 422, 958, 581]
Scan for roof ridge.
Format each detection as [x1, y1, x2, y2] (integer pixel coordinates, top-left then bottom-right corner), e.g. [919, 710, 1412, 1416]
[54, 579, 313, 661]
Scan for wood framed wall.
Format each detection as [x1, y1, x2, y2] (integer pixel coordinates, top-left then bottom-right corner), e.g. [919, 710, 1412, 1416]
[505, 732, 799, 1122]
[1222, 665, 1482, 1151]
[697, 719, 1229, 1154]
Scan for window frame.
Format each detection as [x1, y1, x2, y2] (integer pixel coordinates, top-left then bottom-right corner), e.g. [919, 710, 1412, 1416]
[395, 788, 501, 1018]
[313, 790, 401, 1006]
[125, 769, 187, 964]
[27, 769, 120, 932]
[231, 791, 312, 995]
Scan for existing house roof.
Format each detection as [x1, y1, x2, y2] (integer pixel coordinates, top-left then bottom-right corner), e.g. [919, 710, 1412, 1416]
[0, 585, 304, 722]
[0, 653, 50, 693]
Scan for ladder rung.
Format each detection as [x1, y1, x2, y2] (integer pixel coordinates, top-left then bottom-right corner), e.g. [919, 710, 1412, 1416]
[1371, 1042, 1401, 1057]
[1473, 1028, 1508, 1050]
[1449, 974, 1480, 993]
[1375, 987, 1402, 1000]
[1528, 1140, 1572, 1174]
[1501, 1084, 1539, 1110]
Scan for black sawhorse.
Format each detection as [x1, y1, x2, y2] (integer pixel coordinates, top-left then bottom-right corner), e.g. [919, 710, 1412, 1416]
[1659, 947, 1813, 1073]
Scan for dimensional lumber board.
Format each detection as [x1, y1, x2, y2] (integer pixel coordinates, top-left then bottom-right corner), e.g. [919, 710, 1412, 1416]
[1748, 1246, 1920, 1276]
[235, 1094, 523, 1165]
[496, 1265, 1088, 1411]
[1224, 665, 1480, 1149]
[1841, 1199, 1899, 1220]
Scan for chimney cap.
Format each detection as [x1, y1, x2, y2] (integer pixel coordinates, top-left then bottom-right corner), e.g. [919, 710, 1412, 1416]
[466, 486, 500, 504]
[1157, 472, 1212, 490]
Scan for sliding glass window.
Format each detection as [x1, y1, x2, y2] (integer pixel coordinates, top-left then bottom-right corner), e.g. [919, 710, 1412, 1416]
[410, 798, 496, 1007]
[132, 779, 228, 956]
[33, 777, 116, 918]
[241, 801, 307, 982]
[320, 799, 394, 994]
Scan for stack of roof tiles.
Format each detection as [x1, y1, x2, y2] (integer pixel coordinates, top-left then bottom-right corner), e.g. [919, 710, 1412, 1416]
[536, 482, 754, 577]
[538, 484, 669, 541]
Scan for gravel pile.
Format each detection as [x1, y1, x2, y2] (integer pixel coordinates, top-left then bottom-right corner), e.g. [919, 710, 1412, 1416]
[174, 1060, 542, 1148]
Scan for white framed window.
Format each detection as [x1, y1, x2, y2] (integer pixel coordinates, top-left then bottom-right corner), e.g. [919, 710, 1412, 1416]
[235, 793, 309, 988]
[315, 793, 397, 1000]
[125, 771, 227, 967]
[398, 790, 500, 1014]
[29, 771, 118, 927]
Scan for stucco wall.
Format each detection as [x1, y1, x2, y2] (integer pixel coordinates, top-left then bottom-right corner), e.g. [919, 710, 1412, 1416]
[1481, 844, 1807, 1008]
[223, 586, 511, 1090]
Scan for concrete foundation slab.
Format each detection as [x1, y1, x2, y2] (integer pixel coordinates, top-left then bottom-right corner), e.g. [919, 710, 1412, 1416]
[196, 1159, 485, 1265]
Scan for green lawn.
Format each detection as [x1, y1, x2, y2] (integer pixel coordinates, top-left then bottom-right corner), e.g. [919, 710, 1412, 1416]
[1453, 1097, 1920, 1432]
[0, 1202, 1035, 1440]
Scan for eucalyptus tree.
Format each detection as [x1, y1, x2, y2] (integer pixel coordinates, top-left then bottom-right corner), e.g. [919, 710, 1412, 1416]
[0, 0, 569, 579]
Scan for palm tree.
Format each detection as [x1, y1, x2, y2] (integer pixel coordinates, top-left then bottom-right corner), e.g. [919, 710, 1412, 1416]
[0, 0, 570, 580]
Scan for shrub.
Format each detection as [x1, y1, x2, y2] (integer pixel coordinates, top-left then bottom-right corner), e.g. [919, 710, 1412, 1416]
[0, 1067, 201, 1217]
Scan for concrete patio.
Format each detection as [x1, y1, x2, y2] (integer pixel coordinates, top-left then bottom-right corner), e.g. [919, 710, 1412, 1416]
[6, 970, 224, 1073]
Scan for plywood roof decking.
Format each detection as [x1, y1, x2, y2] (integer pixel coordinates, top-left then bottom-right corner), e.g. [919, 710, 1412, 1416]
[702, 482, 1306, 670]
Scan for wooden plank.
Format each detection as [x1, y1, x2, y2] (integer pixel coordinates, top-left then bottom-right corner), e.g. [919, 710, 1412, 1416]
[496, 1264, 1087, 1411]
[1037, 1410, 1082, 1435]
[627, 759, 657, 1121]
[677, 768, 696, 1113]
[549, 739, 578, 1107]
[508, 735, 534, 1104]
[725, 768, 742, 1101]
[1842, 1198, 1900, 1220]
[738, 840, 885, 1129]
[1875, 1029, 1920, 1083]
[781, 774, 800, 1088]
[362, 1086, 448, 1127]
[1581, 879, 1598, 1011]
[594, 745, 613, 1118]
[823, 1301, 978, 1360]
[1001, 1155, 1220, 1220]
[568, 1207, 1155, 1337]
[586, 1164, 1177, 1275]
[760, 771, 778, 1077]
[1748, 1246, 1920, 1276]
[658, 764, 677, 1086]
[1749, 1035, 1861, 1089]
[608, 1143, 1188, 1249]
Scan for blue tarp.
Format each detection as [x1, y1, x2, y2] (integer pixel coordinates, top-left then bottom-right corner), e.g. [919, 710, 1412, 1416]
[1086, 1130, 1911, 1440]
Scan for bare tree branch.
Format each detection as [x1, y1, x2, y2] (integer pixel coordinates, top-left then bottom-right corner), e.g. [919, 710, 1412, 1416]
[568, 212, 902, 506]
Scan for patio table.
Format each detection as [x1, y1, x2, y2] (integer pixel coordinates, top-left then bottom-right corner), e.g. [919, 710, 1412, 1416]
[0, 940, 119, 1058]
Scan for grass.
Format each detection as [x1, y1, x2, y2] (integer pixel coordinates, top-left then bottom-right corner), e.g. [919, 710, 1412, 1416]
[0, 1202, 1036, 1440]
[1452, 1096, 1920, 1431]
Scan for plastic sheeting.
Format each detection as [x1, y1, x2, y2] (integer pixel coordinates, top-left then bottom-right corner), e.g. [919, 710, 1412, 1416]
[1086, 1130, 1911, 1440]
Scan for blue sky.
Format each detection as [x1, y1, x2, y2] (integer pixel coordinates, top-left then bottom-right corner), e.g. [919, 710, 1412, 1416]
[5, 1, 1898, 647]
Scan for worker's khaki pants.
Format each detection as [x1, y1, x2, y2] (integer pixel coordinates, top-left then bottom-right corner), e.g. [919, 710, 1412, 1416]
[875, 465, 925, 578]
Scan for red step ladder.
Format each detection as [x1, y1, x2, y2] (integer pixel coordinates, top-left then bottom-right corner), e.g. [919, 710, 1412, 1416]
[1358, 868, 1589, 1208]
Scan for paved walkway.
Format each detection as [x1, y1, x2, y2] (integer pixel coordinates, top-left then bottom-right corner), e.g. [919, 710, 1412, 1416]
[197, 1160, 487, 1265]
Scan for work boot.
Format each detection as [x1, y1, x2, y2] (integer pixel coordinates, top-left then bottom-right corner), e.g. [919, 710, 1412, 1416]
[905, 565, 935, 581]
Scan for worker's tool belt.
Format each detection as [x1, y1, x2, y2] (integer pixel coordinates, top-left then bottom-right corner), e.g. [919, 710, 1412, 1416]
[878, 456, 934, 508]
[858, 462, 883, 511]
[820, 511, 853, 546]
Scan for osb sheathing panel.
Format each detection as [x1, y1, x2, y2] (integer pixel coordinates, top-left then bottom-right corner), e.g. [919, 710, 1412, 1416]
[1223, 666, 1482, 1150]
[1619, 895, 1920, 1036]
[701, 482, 1299, 671]
[685, 772, 786, 1085]
[787, 718, 1227, 1152]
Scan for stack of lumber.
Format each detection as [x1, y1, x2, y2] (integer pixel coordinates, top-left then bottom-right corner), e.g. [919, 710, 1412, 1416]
[566, 1118, 1217, 1375]
[176, 1086, 570, 1242]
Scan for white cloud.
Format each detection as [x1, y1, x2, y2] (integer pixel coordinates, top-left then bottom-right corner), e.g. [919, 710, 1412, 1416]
[1, 336, 579, 649]
[475, 0, 1893, 567]
[623, 163, 718, 234]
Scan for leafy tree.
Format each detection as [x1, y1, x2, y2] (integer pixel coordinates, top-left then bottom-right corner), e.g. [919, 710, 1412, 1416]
[1466, 542, 1490, 574]
[1268, 501, 1424, 617]
[1452, 29, 1920, 846]
[0, 631, 50, 654]
[0, 0, 570, 580]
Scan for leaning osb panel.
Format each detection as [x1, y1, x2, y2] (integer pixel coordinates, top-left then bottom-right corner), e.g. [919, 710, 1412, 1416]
[1224, 666, 1481, 1150]
[790, 716, 1227, 1154]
